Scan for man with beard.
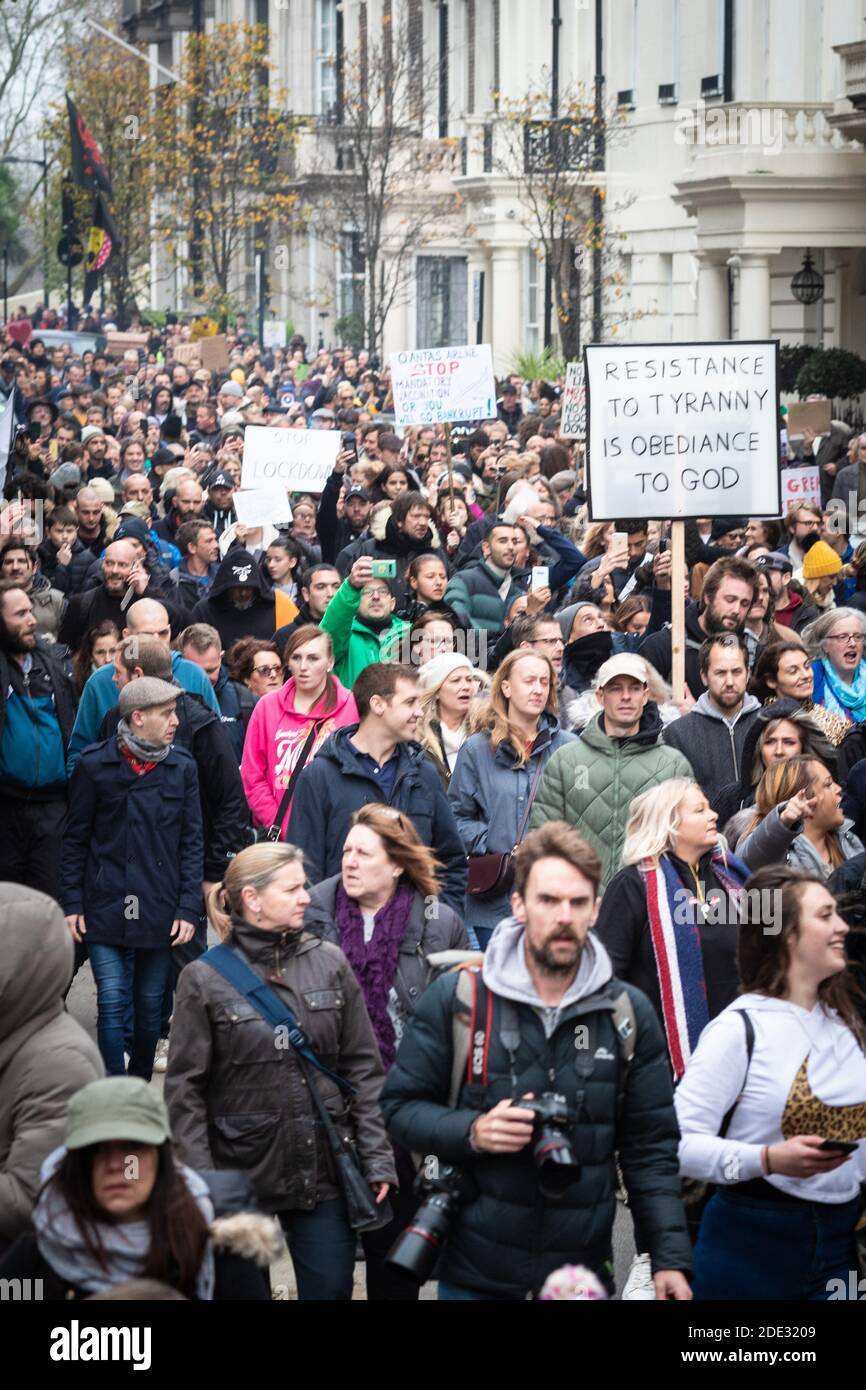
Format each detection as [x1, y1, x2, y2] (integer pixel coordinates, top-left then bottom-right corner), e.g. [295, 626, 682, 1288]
[58, 539, 174, 653]
[0, 582, 77, 899]
[661, 635, 761, 806]
[638, 556, 758, 701]
[335, 492, 443, 610]
[381, 822, 692, 1301]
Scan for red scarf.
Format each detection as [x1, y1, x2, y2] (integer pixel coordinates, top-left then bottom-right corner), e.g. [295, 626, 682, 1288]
[119, 743, 158, 776]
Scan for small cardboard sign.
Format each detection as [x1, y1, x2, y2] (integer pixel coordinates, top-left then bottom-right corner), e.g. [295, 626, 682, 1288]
[198, 334, 230, 371]
[233, 487, 292, 527]
[105, 331, 149, 360]
[786, 400, 832, 437]
[560, 363, 586, 440]
[781, 465, 821, 510]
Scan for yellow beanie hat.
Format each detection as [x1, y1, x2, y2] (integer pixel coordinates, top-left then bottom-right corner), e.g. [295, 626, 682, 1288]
[803, 540, 842, 579]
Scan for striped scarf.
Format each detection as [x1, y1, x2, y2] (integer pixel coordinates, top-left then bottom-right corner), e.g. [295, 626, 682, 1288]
[639, 851, 749, 1079]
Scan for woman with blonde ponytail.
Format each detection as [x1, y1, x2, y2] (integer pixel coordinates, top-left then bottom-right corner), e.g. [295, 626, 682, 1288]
[164, 842, 397, 1301]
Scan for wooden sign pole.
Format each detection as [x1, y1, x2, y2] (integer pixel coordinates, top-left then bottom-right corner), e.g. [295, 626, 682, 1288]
[443, 420, 455, 505]
[670, 519, 686, 703]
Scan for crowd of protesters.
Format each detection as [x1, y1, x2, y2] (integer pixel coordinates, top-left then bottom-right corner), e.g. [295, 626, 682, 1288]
[1, 305, 866, 1303]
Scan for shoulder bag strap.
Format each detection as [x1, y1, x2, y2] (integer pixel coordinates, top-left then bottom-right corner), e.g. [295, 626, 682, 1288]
[201, 942, 356, 1096]
[513, 750, 548, 850]
[266, 719, 322, 841]
[718, 1009, 755, 1138]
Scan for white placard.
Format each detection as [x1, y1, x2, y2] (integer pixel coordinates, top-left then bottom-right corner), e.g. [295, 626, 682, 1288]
[390, 344, 496, 427]
[233, 487, 293, 527]
[781, 465, 821, 511]
[585, 341, 780, 520]
[560, 362, 586, 439]
[241, 425, 340, 493]
[263, 319, 287, 349]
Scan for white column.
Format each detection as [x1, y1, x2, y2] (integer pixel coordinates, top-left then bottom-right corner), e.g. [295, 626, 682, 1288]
[696, 257, 729, 340]
[490, 243, 523, 375]
[736, 254, 773, 339]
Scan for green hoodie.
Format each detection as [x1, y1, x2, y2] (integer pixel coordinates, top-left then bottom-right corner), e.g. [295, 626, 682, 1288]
[319, 578, 410, 687]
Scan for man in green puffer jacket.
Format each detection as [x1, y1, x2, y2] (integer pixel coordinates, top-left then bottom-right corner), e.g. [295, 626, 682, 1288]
[319, 555, 410, 687]
[444, 523, 525, 634]
[530, 653, 693, 886]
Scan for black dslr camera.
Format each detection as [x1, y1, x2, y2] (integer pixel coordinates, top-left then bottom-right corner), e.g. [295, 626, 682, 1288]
[386, 1165, 476, 1284]
[521, 1093, 581, 1198]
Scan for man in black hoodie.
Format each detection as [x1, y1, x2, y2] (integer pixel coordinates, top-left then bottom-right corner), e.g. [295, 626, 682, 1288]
[638, 556, 757, 701]
[188, 549, 277, 649]
[335, 492, 444, 610]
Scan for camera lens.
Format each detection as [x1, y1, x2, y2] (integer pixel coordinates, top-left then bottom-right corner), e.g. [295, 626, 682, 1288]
[386, 1193, 453, 1284]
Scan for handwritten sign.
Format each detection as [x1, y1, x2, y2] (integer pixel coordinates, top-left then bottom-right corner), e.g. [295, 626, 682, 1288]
[241, 425, 340, 493]
[781, 465, 821, 511]
[390, 344, 496, 427]
[233, 487, 292, 527]
[584, 341, 780, 520]
[263, 320, 287, 349]
[560, 362, 586, 439]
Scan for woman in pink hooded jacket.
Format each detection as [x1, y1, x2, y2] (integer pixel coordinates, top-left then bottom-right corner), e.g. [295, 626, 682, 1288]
[241, 625, 359, 836]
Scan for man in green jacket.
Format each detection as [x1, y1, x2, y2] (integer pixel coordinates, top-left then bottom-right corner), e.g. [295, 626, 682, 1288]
[530, 653, 693, 886]
[319, 555, 410, 687]
[444, 523, 525, 634]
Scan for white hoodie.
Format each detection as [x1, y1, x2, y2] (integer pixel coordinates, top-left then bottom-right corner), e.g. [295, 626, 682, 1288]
[676, 993, 866, 1203]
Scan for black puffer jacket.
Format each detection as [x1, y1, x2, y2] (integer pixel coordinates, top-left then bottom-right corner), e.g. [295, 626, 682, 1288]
[381, 923, 691, 1297]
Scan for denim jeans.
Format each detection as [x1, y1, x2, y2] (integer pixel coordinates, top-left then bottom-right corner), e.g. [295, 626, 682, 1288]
[278, 1198, 357, 1300]
[88, 944, 173, 1082]
[694, 1189, 860, 1301]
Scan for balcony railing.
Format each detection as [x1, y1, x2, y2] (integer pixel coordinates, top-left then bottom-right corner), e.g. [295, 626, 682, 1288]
[679, 101, 862, 156]
[835, 40, 866, 110]
[523, 117, 594, 174]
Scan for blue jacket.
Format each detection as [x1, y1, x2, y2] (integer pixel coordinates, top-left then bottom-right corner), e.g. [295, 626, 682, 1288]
[0, 640, 76, 796]
[447, 714, 577, 936]
[60, 738, 203, 948]
[66, 652, 220, 773]
[286, 726, 468, 914]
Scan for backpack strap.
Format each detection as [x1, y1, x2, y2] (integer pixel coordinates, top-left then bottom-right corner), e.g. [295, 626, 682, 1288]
[449, 966, 478, 1108]
[719, 1009, 755, 1138]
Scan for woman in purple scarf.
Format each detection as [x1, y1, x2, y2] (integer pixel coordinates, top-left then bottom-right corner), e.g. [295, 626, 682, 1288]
[303, 804, 469, 1300]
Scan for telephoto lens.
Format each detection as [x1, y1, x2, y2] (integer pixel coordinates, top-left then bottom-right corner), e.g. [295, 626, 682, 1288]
[386, 1165, 473, 1284]
[523, 1094, 582, 1199]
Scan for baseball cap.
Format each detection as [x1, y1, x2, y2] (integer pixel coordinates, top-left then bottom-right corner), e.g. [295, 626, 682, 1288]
[595, 653, 649, 688]
[206, 470, 234, 490]
[117, 677, 179, 718]
[755, 550, 793, 575]
[65, 1077, 170, 1150]
[345, 486, 370, 502]
[114, 516, 150, 547]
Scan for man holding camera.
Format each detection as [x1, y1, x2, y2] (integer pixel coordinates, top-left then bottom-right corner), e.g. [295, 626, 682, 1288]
[381, 822, 693, 1301]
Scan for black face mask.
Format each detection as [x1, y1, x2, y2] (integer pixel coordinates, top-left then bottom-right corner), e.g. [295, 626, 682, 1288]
[564, 630, 613, 676]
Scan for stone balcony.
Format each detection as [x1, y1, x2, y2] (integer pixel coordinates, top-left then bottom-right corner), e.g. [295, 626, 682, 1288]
[828, 40, 866, 145]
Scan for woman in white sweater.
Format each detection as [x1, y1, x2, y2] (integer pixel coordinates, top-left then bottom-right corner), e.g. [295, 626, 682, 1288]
[675, 864, 866, 1300]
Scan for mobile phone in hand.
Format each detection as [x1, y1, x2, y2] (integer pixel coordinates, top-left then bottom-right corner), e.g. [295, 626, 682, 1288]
[818, 1139, 858, 1153]
[531, 566, 549, 591]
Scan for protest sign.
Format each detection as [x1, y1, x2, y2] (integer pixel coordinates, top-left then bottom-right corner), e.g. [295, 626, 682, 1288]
[198, 334, 229, 371]
[233, 487, 292, 527]
[584, 341, 780, 520]
[263, 320, 287, 349]
[560, 363, 586, 439]
[781, 465, 821, 511]
[105, 331, 149, 359]
[390, 344, 496, 427]
[241, 425, 340, 493]
[786, 400, 832, 437]
[172, 342, 201, 366]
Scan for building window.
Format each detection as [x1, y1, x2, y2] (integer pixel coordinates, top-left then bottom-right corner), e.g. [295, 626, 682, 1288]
[525, 249, 541, 354]
[316, 0, 338, 118]
[416, 257, 468, 349]
[337, 232, 366, 338]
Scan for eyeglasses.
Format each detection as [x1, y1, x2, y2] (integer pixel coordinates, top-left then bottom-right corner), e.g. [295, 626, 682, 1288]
[531, 637, 564, 649]
[253, 663, 282, 676]
[363, 586, 390, 598]
[827, 634, 865, 646]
